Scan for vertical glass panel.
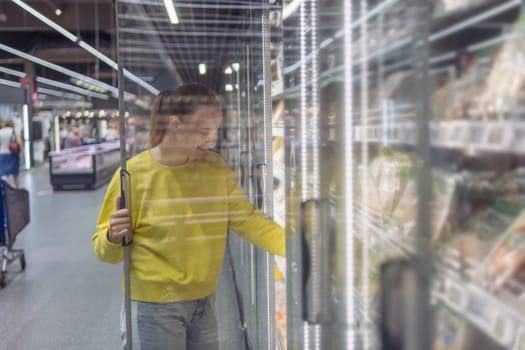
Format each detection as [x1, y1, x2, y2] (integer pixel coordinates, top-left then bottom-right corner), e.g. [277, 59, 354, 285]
[353, 1, 428, 349]
[114, 1, 284, 349]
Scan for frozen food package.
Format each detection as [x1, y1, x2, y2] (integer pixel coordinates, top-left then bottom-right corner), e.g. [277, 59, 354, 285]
[356, 158, 382, 214]
[431, 77, 458, 121]
[432, 53, 489, 121]
[430, 172, 459, 241]
[369, 149, 422, 218]
[483, 209, 525, 295]
[446, 197, 521, 266]
[477, 12, 525, 118]
[386, 170, 457, 246]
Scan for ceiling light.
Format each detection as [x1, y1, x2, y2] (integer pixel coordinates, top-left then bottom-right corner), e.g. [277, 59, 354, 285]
[55, 8, 62, 16]
[12, 0, 159, 96]
[37, 76, 108, 99]
[0, 66, 103, 99]
[224, 67, 233, 75]
[0, 43, 115, 93]
[232, 63, 240, 72]
[37, 87, 82, 100]
[163, 0, 180, 24]
[199, 63, 206, 75]
[0, 66, 25, 78]
[225, 84, 233, 92]
[0, 78, 22, 88]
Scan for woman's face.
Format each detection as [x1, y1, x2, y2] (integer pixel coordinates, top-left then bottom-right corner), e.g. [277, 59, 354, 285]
[175, 106, 222, 160]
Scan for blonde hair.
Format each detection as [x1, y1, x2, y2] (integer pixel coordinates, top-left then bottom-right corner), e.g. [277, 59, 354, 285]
[148, 83, 221, 148]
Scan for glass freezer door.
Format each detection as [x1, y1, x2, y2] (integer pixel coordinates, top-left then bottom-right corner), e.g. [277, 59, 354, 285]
[283, 0, 432, 348]
[283, 0, 525, 349]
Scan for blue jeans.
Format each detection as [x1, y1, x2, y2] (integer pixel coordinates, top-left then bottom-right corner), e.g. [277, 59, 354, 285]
[120, 294, 219, 350]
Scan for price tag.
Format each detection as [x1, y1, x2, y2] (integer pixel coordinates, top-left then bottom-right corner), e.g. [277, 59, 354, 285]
[482, 122, 512, 151]
[446, 121, 468, 148]
[513, 326, 525, 350]
[369, 125, 380, 142]
[367, 126, 374, 141]
[444, 279, 467, 311]
[509, 122, 525, 153]
[430, 122, 439, 146]
[383, 125, 392, 144]
[465, 291, 492, 332]
[491, 311, 516, 347]
[390, 125, 400, 144]
[466, 121, 485, 146]
[436, 123, 449, 147]
[402, 123, 416, 145]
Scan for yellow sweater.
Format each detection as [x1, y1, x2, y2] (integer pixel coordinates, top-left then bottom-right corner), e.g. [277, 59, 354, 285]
[92, 150, 285, 302]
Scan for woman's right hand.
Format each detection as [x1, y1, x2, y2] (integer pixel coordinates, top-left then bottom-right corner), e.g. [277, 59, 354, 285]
[107, 197, 131, 244]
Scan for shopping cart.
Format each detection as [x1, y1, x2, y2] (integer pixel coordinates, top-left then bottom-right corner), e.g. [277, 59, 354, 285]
[0, 180, 29, 288]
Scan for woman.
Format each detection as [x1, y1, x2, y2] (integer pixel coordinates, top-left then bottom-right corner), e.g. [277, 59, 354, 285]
[0, 118, 22, 188]
[92, 83, 285, 349]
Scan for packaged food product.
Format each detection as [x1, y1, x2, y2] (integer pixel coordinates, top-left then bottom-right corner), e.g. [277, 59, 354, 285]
[483, 210, 525, 294]
[476, 13, 525, 119]
[445, 197, 521, 268]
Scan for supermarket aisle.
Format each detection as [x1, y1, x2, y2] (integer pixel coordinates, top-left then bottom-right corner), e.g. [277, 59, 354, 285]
[0, 165, 243, 350]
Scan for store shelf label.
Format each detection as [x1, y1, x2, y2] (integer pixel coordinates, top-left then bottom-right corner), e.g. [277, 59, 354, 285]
[514, 327, 525, 350]
[509, 122, 525, 153]
[465, 290, 494, 332]
[492, 311, 516, 347]
[436, 123, 449, 147]
[466, 121, 485, 146]
[482, 123, 512, 151]
[444, 279, 467, 311]
[394, 125, 403, 144]
[445, 121, 468, 148]
[430, 123, 439, 145]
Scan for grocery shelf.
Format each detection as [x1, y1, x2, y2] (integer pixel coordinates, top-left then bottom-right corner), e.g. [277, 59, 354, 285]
[279, 0, 525, 348]
[282, 0, 520, 79]
[354, 120, 525, 155]
[436, 272, 525, 348]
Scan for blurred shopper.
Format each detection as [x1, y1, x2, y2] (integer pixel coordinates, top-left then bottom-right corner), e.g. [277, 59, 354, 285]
[92, 83, 285, 350]
[0, 119, 23, 188]
[104, 122, 118, 142]
[59, 126, 68, 149]
[64, 126, 82, 149]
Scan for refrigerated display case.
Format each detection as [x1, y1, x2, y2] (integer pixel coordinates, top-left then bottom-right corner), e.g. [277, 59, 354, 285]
[282, 0, 525, 349]
[48, 142, 121, 190]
